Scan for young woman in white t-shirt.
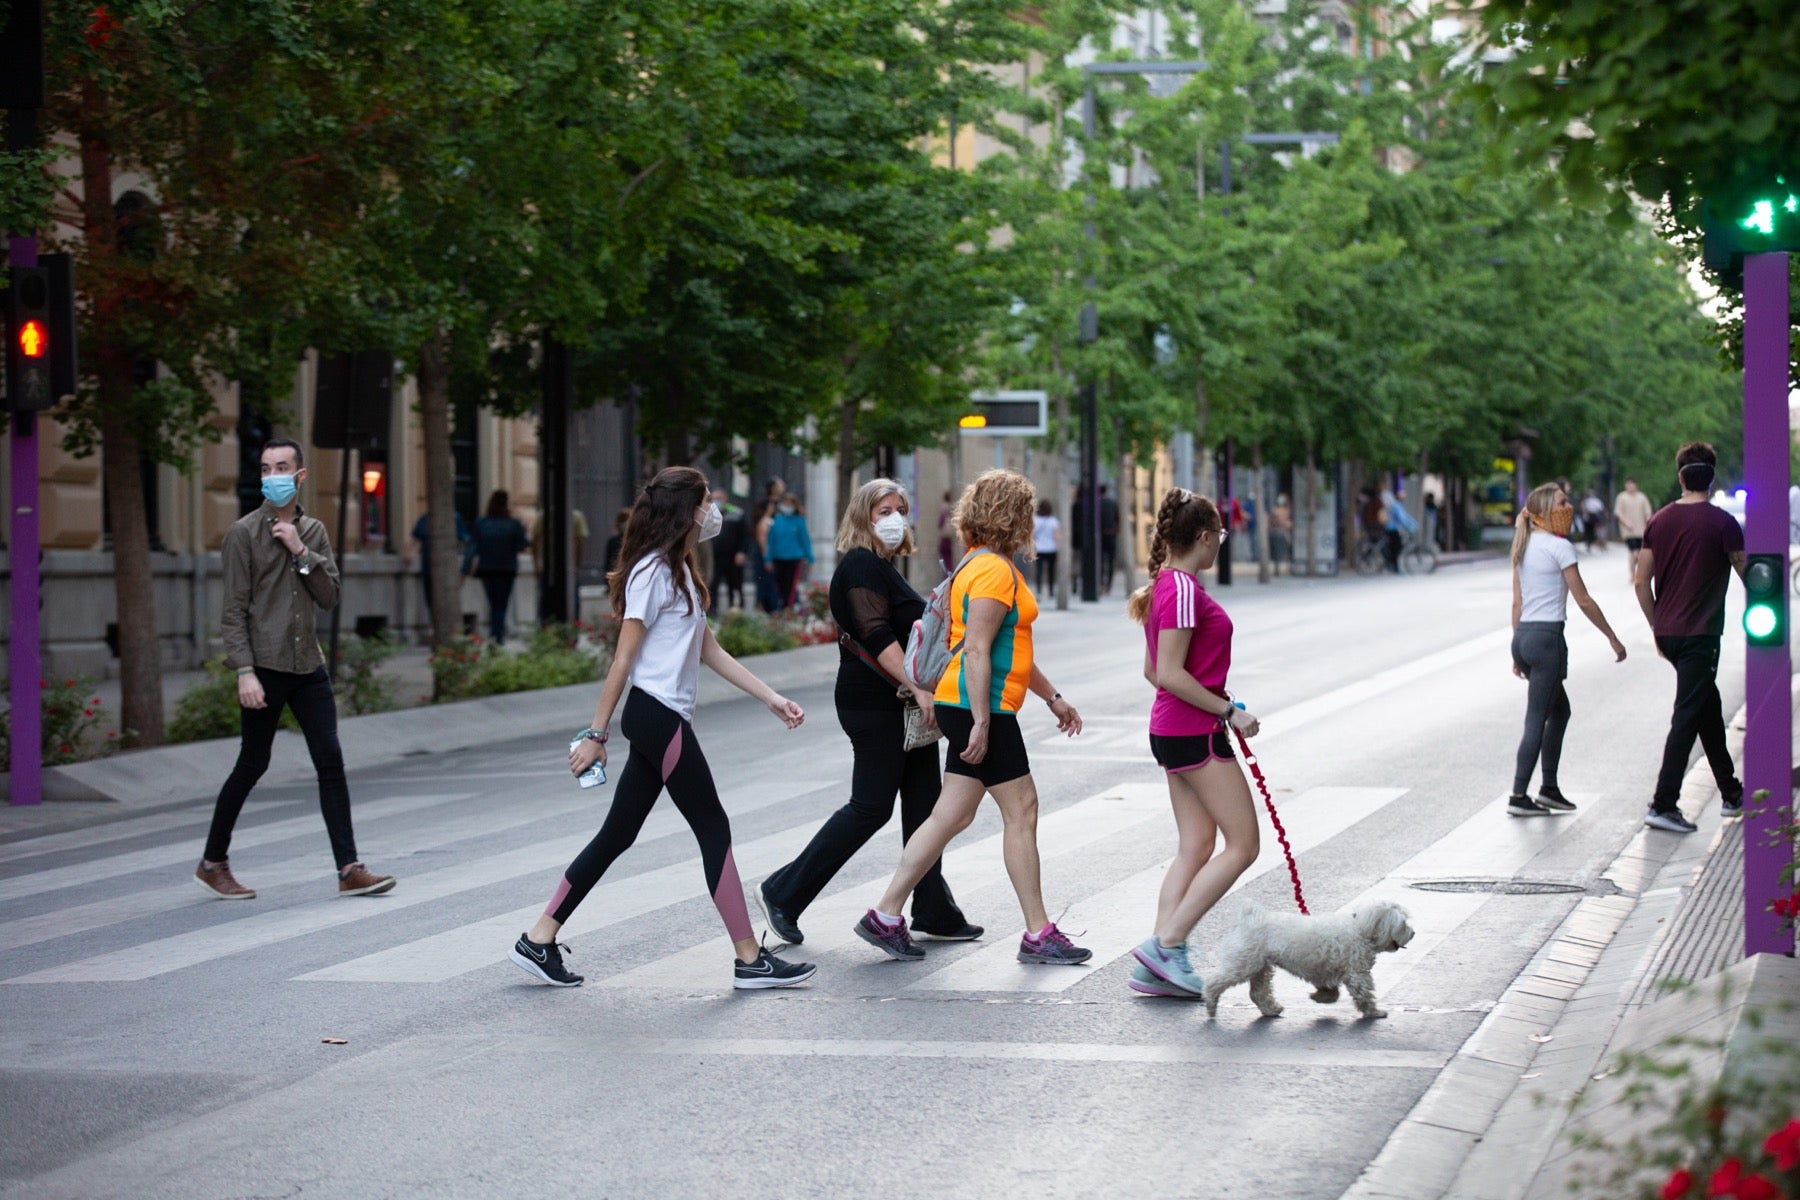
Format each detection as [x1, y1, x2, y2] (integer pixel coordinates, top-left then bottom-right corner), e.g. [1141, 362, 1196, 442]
[1507, 483, 1627, 817]
[509, 466, 815, 989]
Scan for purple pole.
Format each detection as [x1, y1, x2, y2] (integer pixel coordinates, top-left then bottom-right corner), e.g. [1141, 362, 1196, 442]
[8, 232, 42, 805]
[1740, 250, 1793, 956]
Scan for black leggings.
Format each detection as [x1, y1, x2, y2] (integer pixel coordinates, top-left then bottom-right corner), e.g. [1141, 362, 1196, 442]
[206, 666, 358, 869]
[762, 700, 963, 928]
[1034, 553, 1057, 593]
[1511, 622, 1570, 795]
[544, 688, 752, 940]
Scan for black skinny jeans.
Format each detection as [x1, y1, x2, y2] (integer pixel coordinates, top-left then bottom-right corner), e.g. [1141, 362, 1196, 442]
[1035, 552, 1058, 593]
[762, 699, 964, 929]
[1652, 635, 1740, 812]
[205, 666, 358, 869]
[1511, 622, 1571, 795]
[478, 572, 516, 642]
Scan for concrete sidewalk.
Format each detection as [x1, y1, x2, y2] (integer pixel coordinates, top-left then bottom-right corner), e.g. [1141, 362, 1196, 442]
[1344, 683, 1799, 1200]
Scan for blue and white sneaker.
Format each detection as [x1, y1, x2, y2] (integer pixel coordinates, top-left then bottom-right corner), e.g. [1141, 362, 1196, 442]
[1132, 935, 1204, 995]
[1128, 961, 1202, 999]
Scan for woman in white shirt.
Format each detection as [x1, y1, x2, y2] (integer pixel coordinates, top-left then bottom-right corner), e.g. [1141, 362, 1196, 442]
[1032, 500, 1061, 593]
[508, 466, 815, 990]
[1508, 483, 1627, 817]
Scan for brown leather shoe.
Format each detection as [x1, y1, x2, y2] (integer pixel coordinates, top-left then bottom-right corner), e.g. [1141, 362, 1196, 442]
[337, 862, 396, 896]
[195, 860, 256, 900]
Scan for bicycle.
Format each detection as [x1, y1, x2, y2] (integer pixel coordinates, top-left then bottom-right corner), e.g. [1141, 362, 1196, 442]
[1354, 531, 1437, 576]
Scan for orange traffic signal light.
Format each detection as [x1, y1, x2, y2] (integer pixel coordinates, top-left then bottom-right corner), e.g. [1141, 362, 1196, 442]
[17, 318, 46, 358]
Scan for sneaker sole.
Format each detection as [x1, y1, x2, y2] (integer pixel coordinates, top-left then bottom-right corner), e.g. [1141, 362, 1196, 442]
[756, 887, 803, 945]
[1536, 801, 1578, 813]
[1131, 948, 1203, 994]
[507, 947, 583, 987]
[1128, 977, 1203, 999]
[914, 927, 984, 942]
[194, 877, 255, 900]
[339, 879, 397, 897]
[1017, 951, 1094, 965]
[1644, 817, 1697, 833]
[854, 923, 924, 961]
[1507, 808, 1554, 818]
[733, 963, 818, 990]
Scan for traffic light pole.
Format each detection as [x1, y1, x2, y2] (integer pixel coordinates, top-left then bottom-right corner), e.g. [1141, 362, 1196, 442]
[1740, 250, 1793, 956]
[7, 99, 42, 805]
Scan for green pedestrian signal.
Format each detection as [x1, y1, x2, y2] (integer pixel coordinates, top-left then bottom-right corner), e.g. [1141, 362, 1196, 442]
[1702, 176, 1800, 276]
[1742, 553, 1786, 647]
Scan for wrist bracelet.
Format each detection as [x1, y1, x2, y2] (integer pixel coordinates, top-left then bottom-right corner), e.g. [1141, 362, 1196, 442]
[1047, 692, 1062, 707]
[236, 667, 255, 677]
[578, 727, 609, 745]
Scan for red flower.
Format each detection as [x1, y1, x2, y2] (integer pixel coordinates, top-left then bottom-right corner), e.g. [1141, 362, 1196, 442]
[83, 708, 94, 716]
[1766, 1119, 1800, 1171]
[64, 678, 73, 687]
[90, 696, 101, 704]
[58, 744, 72, 753]
[86, 6, 119, 49]
[39, 679, 47, 688]
[106, 731, 116, 739]
[1663, 1168, 1695, 1200]
[1776, 895, 1800, 920]
[1707, 1158, 1779, 1199]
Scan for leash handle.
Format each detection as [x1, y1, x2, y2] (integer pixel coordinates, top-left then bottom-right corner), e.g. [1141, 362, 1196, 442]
[1232, 724, 1309, 916]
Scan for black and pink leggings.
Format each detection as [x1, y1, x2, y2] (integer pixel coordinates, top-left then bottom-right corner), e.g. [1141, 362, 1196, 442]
[544, 688, 753, 941]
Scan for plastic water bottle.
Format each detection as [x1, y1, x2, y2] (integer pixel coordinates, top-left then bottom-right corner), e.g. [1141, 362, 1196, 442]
[569, 737, 607, 789]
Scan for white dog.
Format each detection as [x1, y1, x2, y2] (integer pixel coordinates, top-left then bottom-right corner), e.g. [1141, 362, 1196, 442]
[1202, 900, 1415, 1020]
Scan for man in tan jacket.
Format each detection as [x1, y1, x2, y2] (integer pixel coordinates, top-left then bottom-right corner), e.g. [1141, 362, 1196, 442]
[1613, 478, 1655, 584]
[194, 438, 396, 900]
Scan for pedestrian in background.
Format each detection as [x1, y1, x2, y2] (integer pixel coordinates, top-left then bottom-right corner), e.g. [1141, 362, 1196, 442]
[766, 494, 814, 609]
[758, 479, 979, 946]
[1581, 491, 1608, 551]
[196, 439, 394, 901]
[1633, 442, 1746, 834]
[1614, 479, 1653, 584]
[1421, 492, 1439, 554]
[1380, 484, 1415, 574]
[467, 490, 529, 644]
[1099, 483, 1121, 595]
[1270, 493, 1294, 575]
[407, 507, 469, 619]
[707, 489, 748, 614]
[856, 469, 1091, 967]
[937, 489, 958, 574]
[1032, 498, 1061, 593]
[510, 466, 814, 989]
[1124, 487, 1261, 998]
[1507, 483, 1627, 818]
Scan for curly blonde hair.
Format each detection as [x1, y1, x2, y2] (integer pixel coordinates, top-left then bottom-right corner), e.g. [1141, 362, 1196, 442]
[837, 478, 915, 557]
[1127, 489, 1222, 623]
[954, 469, 1036, 558]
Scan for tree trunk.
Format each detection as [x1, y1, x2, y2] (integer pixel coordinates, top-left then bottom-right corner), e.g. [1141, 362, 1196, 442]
[1343, 458, 1364, 569]
[835, 398, 856, 531]
[1114, 415, 1137, 594]
[418, 332, 462, 654]
[81, 106, 165, 746]
[1253, 440, 1272, 584]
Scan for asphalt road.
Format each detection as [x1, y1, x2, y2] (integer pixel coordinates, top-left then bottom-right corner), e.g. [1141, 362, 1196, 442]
[0, 550, 1749, 1199]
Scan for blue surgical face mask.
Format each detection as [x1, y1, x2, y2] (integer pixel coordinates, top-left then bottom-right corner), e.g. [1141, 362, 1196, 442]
[262, 473, 299, 506]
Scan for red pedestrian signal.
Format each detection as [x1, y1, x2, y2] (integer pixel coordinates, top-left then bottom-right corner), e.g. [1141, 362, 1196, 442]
[18, 318, 46, 358]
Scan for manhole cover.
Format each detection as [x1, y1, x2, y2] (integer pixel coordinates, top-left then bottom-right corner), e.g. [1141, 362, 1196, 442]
[1409, 879, 1587, 895]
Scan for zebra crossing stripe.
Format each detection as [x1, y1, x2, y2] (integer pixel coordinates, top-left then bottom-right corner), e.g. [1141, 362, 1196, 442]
[0, 807, 212, 865]
[595, 784, 1175, 991]
[0, 792, 469, 905]
[3, 780, 833, 985]
[905, 786, 1406, 994]
[0, 791, 602, 953]
[294, 815, 838, 983]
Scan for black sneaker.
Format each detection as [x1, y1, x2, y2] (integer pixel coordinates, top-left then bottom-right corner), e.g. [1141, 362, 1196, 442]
[733, 946, 817, 990]
[757, 880, 804, 945]
[1536, 787, 1577, 813]
[509, 933, 583, 987]
[1644, 809, 1698, 834]
[913, 918, 985, 942]
[855, 910, 925, 960]
[1508, 794, 1553, 818]
[1017, 922, 1093, 965]
[1720, 785, 1745, 818]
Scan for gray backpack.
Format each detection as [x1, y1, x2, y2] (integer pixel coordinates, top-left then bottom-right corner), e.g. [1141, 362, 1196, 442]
[902, 549, 1014, 691]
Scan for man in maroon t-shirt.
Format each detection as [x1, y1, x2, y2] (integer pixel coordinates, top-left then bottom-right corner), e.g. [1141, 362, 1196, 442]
[1632, 442, 1746, 834]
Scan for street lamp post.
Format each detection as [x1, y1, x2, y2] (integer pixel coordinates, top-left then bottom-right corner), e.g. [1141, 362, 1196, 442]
[1077, 59, 1206, 603]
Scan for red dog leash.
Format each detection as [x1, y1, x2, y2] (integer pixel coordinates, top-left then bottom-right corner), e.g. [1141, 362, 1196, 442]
[1233, 725, 1309, 916]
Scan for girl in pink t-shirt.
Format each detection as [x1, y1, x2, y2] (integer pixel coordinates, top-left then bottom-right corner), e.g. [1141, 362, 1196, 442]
[1123, 489, 1262, 999]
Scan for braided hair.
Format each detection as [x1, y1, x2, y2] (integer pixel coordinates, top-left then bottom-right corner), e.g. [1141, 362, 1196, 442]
[1127, 488, 1222, 623]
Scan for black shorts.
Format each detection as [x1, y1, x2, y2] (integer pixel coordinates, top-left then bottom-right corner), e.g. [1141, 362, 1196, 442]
[935, 706, 1031, 788]
[1149, 730, 1235, 773]
[1625, 537, 1643, 551]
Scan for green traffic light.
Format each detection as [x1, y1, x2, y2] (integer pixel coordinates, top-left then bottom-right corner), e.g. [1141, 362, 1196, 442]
[1746, 603, 1779, 640]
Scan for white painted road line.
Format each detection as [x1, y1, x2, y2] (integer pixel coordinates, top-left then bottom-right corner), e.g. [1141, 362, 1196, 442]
[0, 807, 212, 865]
[906, 786, 1407, 993]
[615, 1036, 1448, 1071]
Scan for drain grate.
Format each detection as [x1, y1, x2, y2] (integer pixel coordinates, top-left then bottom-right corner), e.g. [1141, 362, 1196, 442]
[1409, 879, 1587, 895]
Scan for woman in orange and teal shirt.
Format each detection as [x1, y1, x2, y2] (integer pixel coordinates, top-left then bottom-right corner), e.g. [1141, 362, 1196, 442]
[856, 469, 1092, 966]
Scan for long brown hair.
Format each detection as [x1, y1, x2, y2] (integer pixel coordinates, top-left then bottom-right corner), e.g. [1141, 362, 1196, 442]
[608, 466, 711, 619]
[1128, 488, 1222, 623]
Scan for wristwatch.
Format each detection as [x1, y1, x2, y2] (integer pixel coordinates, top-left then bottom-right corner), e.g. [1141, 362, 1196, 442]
[293, 551, 312, 576]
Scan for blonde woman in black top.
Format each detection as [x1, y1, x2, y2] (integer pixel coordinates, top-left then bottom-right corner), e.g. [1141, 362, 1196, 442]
[758, 479, 980, 944]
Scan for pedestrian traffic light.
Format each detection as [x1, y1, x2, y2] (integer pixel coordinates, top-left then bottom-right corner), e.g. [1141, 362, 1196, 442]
[960, 391, 1048, 437]
[1702, 177, 1800, 275]
[4, 264, 55, 413]
[1743, 553, 1786, 647]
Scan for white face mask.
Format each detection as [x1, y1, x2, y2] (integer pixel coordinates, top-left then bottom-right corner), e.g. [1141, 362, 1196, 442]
[696, 502, 723, 542]
[778, 503, 796, 516]
[873, 512, 908, 550]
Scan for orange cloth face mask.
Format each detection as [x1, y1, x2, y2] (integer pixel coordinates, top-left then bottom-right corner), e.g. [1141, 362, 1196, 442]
[1530, 505, 1575, 538]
